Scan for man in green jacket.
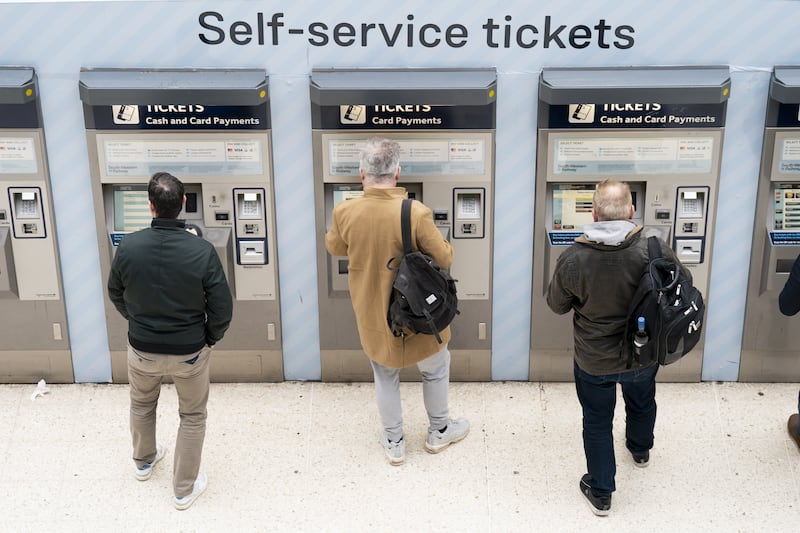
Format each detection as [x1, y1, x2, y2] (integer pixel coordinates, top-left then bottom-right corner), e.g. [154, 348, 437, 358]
[108, 172, 232, 510]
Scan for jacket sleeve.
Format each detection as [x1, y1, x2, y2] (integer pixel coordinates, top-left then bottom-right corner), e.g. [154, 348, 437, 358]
[546, 251, 576, 315]
[107, 248, 129, 319]
[325, 206, 348, 257]
[414, 203, 453, 268]
[780, 255, 800, 316]
[204, 252, 233, 346]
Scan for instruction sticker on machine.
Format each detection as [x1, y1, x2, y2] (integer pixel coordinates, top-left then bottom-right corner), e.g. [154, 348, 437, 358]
[778, 138, 800, 173]
[0, 137, 37, 174]
[553, 137, 713, 175]
[101, 138, 263, 177]
[326, 138, 485, 176]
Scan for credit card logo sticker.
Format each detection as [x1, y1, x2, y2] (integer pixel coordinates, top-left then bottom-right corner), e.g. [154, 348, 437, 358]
[340, 105, 366, 124]
[569, 104, 595, 123]
[112, 105, 139, 124]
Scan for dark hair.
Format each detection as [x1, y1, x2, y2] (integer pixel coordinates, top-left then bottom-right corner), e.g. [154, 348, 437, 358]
[148, 172, 184, 219]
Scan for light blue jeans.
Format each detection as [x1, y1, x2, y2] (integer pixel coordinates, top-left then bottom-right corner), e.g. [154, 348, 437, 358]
[370, 344, 451, 442]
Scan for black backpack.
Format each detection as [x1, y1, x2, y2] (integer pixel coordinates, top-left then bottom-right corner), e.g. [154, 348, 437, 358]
[386, 199, 459, 343]
[624, 236, 705, 368]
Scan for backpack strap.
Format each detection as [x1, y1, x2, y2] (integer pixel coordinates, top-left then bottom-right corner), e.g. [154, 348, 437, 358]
[401, 198, 413, 255]
[647, 235, 662, 260]
[386, 199, 413, 273]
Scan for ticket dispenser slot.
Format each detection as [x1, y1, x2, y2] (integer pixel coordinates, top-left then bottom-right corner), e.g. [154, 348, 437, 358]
[79, 67, 282, 383]
[531, 66, 729, 382]
[311, 68, 497, 381]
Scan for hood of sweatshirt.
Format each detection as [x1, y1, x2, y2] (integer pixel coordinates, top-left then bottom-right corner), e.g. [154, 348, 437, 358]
[581, 220, 637, 246]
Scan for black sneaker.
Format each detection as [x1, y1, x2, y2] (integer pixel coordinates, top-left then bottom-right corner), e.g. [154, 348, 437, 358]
[579, 474, 611, 516]
[632, 450, 650, 468]
[788, 414, 800, 452]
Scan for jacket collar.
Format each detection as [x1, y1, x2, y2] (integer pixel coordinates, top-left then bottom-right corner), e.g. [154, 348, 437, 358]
[363, 187, 407, 200]
[151, 217, 186, 229]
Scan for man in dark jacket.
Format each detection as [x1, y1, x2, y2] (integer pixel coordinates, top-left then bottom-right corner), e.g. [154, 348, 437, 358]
[779, 255, 800, 452]
[108, 172, 232, 510]
[547, 179, 687, 516]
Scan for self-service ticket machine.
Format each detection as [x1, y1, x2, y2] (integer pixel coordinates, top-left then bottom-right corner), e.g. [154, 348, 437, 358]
[79, 68, 282, 382]
[741, 67, 800, 381]
[311, 68, 496, 381]
[531, 66, 730, 382]
[0, 67, 72, 382]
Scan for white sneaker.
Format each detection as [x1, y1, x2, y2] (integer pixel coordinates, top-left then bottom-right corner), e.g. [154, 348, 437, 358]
[380, 431, 405, 466]
[174, 472, 208, 510]
[425, 418, 470, 453]
[134, 443, 165, 481]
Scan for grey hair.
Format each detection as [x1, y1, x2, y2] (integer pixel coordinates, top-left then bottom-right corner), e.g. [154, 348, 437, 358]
[593, 179, 632, 221]
[360, 138, 400, 183]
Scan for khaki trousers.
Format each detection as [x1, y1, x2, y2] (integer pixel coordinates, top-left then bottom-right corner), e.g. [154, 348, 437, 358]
[128, 344, 211, 497]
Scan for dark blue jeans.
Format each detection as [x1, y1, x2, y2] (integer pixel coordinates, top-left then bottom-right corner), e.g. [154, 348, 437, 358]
[574, 361, 658, 497]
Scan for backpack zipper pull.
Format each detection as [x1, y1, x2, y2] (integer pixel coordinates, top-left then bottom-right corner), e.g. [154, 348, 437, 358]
[673, 283, 682, 306]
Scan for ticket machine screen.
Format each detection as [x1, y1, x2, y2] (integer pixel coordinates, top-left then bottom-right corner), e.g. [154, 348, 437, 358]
[112, 185, 150, 232]
[552, 184, 594, 231]
[332, 184, 363, 208]
[773, 184, 800, 230]
[551, 182, 642, 233]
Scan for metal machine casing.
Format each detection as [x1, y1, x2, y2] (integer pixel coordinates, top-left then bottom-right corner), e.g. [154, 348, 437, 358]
[311, 68, 496, 381]
[741, 66, 800, 381]
[0, 67, 72, 382]
[531, 66, 730, 382]
[79, 68, 282, 382]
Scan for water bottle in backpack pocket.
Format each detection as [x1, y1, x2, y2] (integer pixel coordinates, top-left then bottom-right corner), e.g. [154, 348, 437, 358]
[632, 316, 656, 364]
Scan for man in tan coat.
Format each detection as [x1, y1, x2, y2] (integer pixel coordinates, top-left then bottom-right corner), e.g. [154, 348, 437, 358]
[325, 137, 469, 465]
